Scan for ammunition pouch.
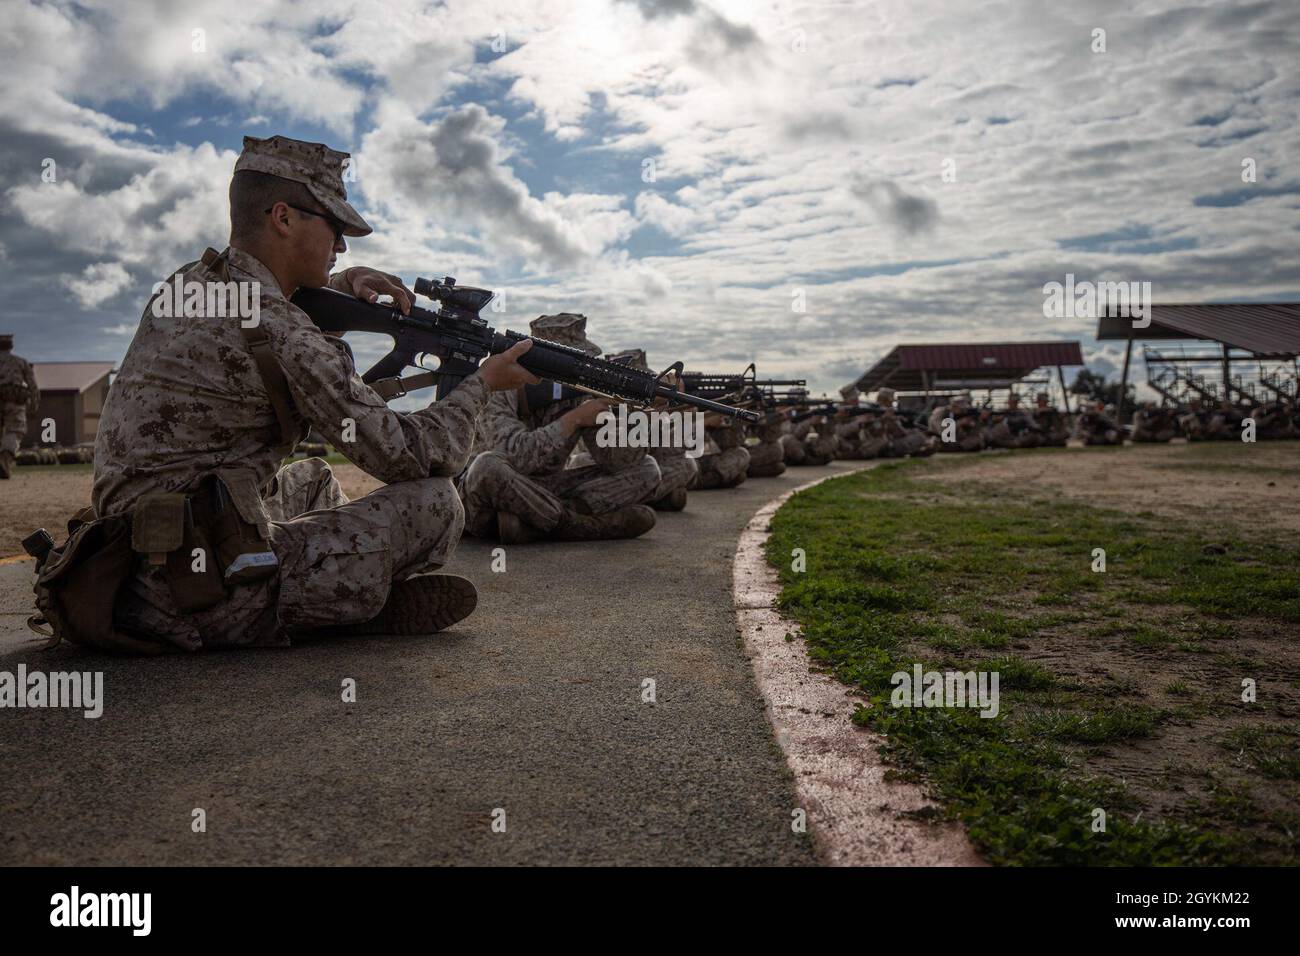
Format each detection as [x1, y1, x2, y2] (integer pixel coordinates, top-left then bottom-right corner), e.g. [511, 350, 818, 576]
[29, 510, 168, 655]
[28, 475, 280, 653]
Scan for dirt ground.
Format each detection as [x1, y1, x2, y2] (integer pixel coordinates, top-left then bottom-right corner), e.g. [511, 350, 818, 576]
[917, 439, 1300, 858]
[923, 440, 1300, 534]
[0, 460, 381, 561]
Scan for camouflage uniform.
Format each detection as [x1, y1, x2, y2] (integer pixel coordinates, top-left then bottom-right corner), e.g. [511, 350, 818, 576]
[835, 411, 889, 459]
[691, 417, 749, 488]
[876, 389, 936, 458]
[781, 416, 836, 465]
[604, 348, 696, 506]
[645, 411, 699, 501]
[1032, 394, 1070, 446]
[1207, 402, 1245, 440]
[884, 415, 937, 457]
[0, 336, 39, 476]
[92, 136, 488, 651]
[1130, 404, 1177, 442]
[458, 316, 660, 538]
[1178, 400, 1210, 440]
[928, 400, 985, 453]
[984, 397, 1042, 449]
[1251, 400, 1298, 440]
[1076, 405, 1123, 445]
[746, 414, 787, 477]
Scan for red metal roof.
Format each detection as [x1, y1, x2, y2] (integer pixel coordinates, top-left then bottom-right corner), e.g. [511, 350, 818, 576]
[894, 342, 1084, 371]
[853, 341, 1083, 392]
[1097, 304, 1300, 355]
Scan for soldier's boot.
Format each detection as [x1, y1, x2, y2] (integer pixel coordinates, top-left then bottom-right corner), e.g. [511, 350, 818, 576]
[336, 573, 478, 635]
[497, 510, 543, 545]
[555, 504, 655, 541]
[0, 451, 13, 479]
[651, 487, 687, 511]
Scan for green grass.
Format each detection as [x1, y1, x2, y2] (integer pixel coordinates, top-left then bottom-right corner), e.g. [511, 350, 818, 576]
[765, 458, 1300, 865]
[1221, 726, 1300, 781]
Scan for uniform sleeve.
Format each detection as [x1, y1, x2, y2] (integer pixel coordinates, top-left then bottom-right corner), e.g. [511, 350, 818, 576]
[834, 419, 862, 440]
[480, 390, 575, 475]
[24, 361, 39, 413]
[269, 297, 491, 482]
[326, 267, 407, 297]
[580, 426, 648, 473]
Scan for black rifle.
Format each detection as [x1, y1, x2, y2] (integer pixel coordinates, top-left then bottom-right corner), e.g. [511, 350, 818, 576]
[291, 277, 759, 422]
[789, 401, 839, 423]
[680, 364, 806, 402]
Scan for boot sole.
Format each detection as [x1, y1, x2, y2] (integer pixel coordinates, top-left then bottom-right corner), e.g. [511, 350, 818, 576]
[347, 574, 478, 635]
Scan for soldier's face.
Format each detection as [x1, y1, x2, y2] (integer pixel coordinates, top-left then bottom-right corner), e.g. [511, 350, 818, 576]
[291, 208, 347, 288]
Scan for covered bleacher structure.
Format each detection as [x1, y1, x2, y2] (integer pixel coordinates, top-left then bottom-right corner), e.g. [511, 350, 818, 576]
[1096, 303, 1300, 422]
[850, 341, 1085, 411]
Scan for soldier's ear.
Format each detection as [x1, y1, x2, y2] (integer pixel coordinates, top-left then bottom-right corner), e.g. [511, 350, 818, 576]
[264, 201, 295, 237]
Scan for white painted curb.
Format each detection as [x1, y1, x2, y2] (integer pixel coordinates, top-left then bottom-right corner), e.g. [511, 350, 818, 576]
[733, 465, 984, 866]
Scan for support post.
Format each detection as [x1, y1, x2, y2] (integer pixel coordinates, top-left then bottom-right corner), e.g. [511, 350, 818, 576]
[1117, 336, 1133, 425]
[1222, 343, 1232, 403]
[1057, 365, 1071, 414]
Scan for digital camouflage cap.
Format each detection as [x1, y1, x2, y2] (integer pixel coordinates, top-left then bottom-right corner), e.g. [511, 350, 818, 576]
[235, 135, 372, 238]
[530, 313, 601, 357]
[606, 348, 648, 371]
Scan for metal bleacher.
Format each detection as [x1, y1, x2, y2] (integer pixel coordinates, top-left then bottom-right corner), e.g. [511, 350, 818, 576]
[1144, 345, 1298, 406]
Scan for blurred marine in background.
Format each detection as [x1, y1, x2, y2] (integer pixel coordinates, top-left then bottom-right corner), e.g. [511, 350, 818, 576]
[0, 334, 40, 479]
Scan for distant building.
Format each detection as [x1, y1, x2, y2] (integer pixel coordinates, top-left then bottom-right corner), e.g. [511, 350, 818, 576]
[25, 362, 116, 447]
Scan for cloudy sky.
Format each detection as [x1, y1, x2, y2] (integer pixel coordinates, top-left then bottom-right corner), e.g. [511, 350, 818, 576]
[2, 0, 1297, 398]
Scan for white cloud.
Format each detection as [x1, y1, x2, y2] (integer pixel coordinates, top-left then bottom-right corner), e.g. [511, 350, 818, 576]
[357, 104, 635, 271]
[63, 262, 134, 309]
[0, 0, 1296, 395]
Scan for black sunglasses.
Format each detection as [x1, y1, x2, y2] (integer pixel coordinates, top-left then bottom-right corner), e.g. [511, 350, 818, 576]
[266, 203, 345, 242]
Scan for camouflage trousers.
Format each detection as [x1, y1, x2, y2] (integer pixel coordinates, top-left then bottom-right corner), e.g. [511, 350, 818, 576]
[459, 450, 661, 538]
[1, 402, 26, 455]
[781, 433, 834, 466]
[115, 457, 465, 651]
[937, 432, 984, 453]
[984, 423, 1040, 449]
[648, 447, 698, 501]
[837, 436, 889, 460]
[746, 439, 786, 477]
[691, 446, 750, 489]
[890, 430, 937, 457]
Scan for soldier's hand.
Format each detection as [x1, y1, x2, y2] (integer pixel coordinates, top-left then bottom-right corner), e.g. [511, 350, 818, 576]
[562, 398, 614, 434]
[479, 339, 541, 392]
[346, 267, 415, 315]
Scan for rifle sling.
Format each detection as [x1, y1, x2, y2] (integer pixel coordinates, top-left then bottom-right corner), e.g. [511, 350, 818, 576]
[371, 370, 440, 400]
[201, 247, 299, 455]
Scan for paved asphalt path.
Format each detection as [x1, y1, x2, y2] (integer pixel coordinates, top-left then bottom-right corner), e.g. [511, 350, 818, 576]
[0, 462, 860, 866]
